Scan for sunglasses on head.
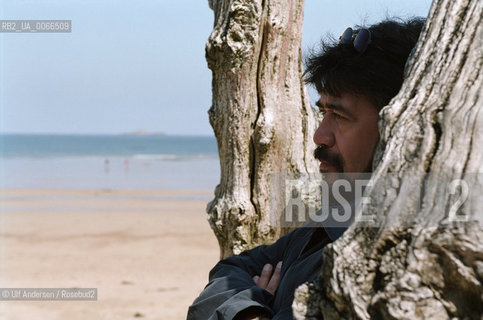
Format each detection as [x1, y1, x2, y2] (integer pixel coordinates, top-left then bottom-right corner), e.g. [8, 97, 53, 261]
[339, 27, 371, 53]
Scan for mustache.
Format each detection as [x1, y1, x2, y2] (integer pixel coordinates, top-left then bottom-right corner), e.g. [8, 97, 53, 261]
[313, 146, 344, 172]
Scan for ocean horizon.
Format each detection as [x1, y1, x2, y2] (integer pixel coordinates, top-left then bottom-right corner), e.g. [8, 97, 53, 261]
[0, 134, 220, 190]
[0, 133, 218, 158]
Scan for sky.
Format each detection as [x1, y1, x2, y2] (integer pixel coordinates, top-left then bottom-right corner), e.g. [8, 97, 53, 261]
[0, 0, 432, 136]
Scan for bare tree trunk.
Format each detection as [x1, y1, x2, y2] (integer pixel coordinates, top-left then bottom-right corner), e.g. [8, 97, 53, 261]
[206, 0, 318, 258]
[293, 0, 483, 319]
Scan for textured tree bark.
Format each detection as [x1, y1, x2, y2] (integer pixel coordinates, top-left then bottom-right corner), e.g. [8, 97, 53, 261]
[206, 0, 318, 258]
[293, 0, 483, 319]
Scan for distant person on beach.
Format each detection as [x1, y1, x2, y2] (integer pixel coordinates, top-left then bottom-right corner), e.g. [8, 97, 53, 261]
[104, 158, 110, 174]
[188, 18, 425, 320]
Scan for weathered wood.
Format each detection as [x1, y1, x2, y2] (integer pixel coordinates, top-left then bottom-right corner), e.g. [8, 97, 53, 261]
[293, 0, 483, 319]
[206, 0, 318, 258]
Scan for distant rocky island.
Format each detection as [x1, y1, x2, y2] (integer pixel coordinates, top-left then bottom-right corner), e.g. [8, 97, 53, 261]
[122, 131, 166, 136]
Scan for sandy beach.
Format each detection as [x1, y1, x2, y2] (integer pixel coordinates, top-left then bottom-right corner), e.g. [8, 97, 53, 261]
[0, 188, 219, 319]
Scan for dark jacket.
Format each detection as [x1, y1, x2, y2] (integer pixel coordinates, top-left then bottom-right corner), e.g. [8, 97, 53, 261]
[187, 224, 346, 320]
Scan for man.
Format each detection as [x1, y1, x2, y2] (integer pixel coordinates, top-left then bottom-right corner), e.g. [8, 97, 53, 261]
[188, 18, 425, 320]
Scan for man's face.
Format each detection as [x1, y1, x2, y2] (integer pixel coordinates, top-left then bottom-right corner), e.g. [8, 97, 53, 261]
[313, 92, 380, 173]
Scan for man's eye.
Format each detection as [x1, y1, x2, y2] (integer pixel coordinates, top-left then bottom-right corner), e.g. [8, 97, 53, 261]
[318, 109, 326, 115]
[334, 113, 344, 120]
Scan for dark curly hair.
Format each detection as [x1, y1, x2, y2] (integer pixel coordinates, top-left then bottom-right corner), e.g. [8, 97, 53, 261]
[305, 18, 426, 109]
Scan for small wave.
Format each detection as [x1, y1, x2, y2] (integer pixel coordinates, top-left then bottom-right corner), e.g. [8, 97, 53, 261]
[131, 154, 218, 161]
[132, 154, 179, 161]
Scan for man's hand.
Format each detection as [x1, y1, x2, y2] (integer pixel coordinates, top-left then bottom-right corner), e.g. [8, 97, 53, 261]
[236, 262, 282, 320]
[252, 261, 282, 295]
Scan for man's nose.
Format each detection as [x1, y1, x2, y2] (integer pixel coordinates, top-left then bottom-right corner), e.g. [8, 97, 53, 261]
[313, 118, 335, 147]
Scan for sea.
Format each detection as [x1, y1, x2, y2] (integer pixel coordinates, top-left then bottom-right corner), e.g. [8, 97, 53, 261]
[0, 134, 220, 190]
